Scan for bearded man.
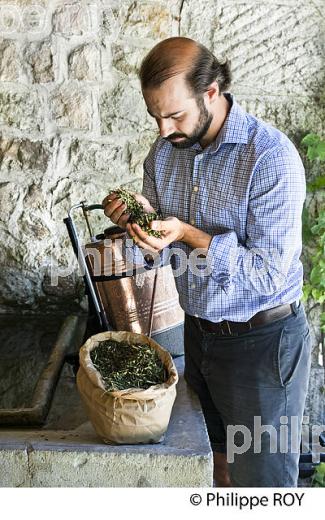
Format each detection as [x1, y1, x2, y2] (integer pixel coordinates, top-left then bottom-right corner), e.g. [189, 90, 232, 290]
[102, 37, 311, 487]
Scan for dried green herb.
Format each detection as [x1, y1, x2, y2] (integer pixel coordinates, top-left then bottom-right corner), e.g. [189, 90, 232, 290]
[110, 187, 162, 238]
[90, 339, 166, 392]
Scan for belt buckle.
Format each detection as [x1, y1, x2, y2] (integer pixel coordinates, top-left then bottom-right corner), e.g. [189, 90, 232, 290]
[220, 320, 233, 336]
[220, 320, 253, 336]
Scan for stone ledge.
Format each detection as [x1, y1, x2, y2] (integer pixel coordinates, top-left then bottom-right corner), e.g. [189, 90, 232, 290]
[0, 357, 213, 487]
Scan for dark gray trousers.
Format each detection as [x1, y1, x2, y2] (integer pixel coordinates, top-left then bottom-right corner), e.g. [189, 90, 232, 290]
[184, 301, 312, 487]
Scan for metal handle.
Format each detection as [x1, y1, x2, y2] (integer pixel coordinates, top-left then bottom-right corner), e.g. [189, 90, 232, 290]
[84, 204, 104, 211]
[148, 269, 159, 338]
[64, 205, 110, 331]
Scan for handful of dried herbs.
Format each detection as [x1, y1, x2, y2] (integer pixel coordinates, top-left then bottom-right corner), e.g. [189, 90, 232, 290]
[90, 339, 167, 392]
[109, 187, 162, 238]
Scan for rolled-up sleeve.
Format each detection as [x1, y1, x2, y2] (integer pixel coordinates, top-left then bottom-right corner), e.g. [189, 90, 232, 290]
[206, 146, 306, 296]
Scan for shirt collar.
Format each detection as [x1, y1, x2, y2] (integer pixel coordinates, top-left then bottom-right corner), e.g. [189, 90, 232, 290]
[190, 92, 249, 154]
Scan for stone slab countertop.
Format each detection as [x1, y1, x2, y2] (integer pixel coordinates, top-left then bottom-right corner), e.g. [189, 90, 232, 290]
[0, 356, 213, 487]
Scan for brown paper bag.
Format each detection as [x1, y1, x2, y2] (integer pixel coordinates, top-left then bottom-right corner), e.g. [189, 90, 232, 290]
[76, 330, 179, 444]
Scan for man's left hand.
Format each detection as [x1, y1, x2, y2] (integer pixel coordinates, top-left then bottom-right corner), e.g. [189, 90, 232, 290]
[126, 217, 184, 253]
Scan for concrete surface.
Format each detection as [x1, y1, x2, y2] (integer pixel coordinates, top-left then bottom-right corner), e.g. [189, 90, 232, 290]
[0, 356, 213, 487]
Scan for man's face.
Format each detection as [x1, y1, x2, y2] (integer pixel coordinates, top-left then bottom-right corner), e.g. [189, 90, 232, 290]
[142, 73, 213, 149]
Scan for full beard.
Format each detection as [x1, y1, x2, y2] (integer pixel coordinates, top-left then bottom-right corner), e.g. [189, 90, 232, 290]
[165, 96, 213, 149]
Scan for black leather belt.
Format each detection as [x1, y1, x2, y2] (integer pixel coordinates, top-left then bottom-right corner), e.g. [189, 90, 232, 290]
[192, 301, 300, 336]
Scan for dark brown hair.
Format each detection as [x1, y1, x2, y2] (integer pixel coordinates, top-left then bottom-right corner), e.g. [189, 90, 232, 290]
[139, 37, 232, 96]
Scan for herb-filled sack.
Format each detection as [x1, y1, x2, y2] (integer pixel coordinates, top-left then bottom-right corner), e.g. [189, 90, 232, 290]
[76, 330, 178, 444]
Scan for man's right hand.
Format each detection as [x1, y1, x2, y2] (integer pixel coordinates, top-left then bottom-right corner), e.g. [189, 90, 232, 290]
[102, 192, 129, 229]
[101, 192, 155, 230]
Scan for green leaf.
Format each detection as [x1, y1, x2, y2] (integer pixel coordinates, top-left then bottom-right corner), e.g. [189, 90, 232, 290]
[313, 477, 325, 486]
[312, 287, 321, 299]
[311, 221, 325, 235]
[310, 266, 322, 285]
[302, 207, 314, 243]
[316, 141, 325, 160]
[316, 463, 325, 475]
[301, 133, 325, 161]
[301, 133, 320, 146]
[308, 147, 319, 160]
[302, 285, 312, 300]
[312, 464, 325, 487]
[307, 176, 325, 192]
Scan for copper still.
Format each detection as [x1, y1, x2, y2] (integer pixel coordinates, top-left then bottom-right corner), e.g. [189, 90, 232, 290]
[64, 202, 184, 356]
[84, 226, 184, 337]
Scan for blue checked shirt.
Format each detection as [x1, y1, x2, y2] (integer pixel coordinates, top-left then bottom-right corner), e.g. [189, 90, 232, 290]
[131, 92, 306, 322]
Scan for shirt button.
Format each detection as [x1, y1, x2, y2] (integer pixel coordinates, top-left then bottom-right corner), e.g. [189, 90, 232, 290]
[190, 283, 196, 289]
[190, 219, 195, 225]
[193, 186, 199, 192]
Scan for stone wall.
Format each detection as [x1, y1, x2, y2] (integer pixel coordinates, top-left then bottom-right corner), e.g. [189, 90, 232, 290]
[0, 0, 324, 328]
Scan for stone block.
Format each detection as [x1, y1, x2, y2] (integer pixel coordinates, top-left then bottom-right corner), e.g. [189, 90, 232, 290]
[0, 137, 50, 174]
[27, 448, 210, 487]
[0, 180, 53, 288]
[0, 448, 30, 487]
[41, 270, 82, 298]
[47, 174, 114, 239]
[0, 86, 44, 132]
[0, 0, 47, 5]
[0, 39, 20, 81]
[99, 78, 153, 134]
[108, 0, 180, 41]
[68, 43, 101, 81]
[101, 4, 122, 43]
[52, 2, 99, 36]
[111, 40, 147, 76]
[128, 131, 158, 177]
[50, 84, 91, 130]
[0, 1, 49, 38]
[0, 182, 21, 223]
[0, 267, 43, 308]
[67, 132, 156, 182]
[68, 137, 129, 178]
[23, 39, 54, 83]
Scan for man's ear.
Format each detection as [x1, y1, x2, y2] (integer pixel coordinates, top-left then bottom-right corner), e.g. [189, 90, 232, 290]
[205, 80, 219, 105]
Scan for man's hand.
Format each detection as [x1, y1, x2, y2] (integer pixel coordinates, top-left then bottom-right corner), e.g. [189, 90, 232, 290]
[126, 217, 184, 253]
[127, 217, 214, 254]
[101, 192, 155, 229]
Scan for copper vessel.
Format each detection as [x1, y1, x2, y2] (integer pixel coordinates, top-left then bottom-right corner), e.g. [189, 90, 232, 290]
[84, 227, 184, 336]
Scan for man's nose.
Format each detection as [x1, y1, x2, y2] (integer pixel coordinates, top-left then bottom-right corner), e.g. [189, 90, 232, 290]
[157, 119, 175, 138]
